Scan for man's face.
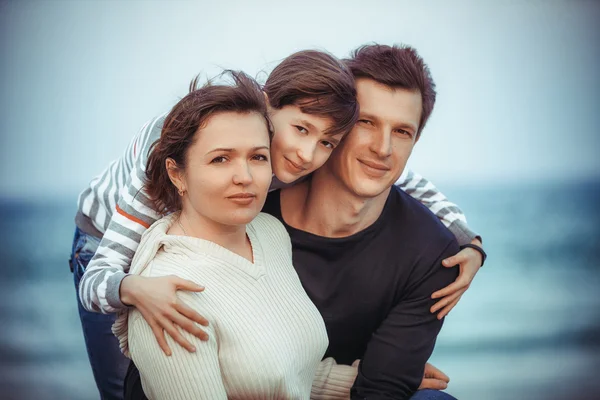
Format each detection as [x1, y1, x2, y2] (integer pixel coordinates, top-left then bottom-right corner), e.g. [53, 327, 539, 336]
[325, 78, 422, 198]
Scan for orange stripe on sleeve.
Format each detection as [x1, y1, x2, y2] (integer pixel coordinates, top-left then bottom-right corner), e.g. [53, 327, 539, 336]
[116, 204, 151, 229]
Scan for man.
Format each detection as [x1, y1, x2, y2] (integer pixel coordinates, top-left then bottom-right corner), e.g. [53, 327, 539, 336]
[261, 44, 462, 399]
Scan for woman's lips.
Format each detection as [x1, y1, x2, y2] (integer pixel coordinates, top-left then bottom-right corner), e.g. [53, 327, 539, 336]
[227, 193, 256, 205]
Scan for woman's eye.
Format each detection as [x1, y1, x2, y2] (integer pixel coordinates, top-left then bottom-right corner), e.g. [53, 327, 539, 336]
[294, 125, 308, 134]
[252, 154, 269, 162]
[211, 156, 228, 164]
[358, 119, 372, 125]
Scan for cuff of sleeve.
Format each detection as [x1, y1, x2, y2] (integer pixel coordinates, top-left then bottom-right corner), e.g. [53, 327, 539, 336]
[106, 271, 131, 311]
[448, 219, 480, 246]
[311, 357, 358, 400]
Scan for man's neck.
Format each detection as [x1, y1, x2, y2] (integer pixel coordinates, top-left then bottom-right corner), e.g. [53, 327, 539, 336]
[281, 172, 390, 238]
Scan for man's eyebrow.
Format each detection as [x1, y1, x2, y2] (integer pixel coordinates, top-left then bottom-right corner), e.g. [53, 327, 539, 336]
[359, 111, 379, 122]
[394, 122, 418, 133]
[360, 112, 417, 133]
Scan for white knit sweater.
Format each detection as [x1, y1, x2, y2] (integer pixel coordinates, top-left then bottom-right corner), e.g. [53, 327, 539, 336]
[113, 212, 357, 400]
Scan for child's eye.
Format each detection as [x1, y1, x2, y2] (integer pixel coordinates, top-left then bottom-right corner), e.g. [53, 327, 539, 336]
[294, 125, 308, 134]
[321, 141, 335, 149]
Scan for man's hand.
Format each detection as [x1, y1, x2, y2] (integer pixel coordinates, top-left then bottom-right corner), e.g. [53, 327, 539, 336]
[120, 274, 209, 356]
[419, 362, 450, 390]
[430, 238, 484, 319]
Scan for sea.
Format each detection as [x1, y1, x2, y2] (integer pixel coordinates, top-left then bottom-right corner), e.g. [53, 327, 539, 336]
[1, 180, 599, 400]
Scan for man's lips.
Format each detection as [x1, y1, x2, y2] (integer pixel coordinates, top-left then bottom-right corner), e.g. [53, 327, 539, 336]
[358, 159, 391, 171]
[284, 157, 307, 172]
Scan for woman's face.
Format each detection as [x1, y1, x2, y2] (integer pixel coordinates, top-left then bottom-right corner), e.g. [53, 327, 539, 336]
[268, 105, 345, 184]
[174, 111, 272, 227]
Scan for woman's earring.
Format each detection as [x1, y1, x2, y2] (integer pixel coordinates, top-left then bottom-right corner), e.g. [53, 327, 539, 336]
[178, 188, 185, 196]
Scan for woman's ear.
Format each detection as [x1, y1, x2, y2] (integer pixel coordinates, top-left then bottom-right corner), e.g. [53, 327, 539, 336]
[166, 158, 185, 193]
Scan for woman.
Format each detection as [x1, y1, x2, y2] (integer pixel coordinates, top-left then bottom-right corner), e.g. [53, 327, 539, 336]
[72, 49, 482, 399]
[114, 71, 335, 399]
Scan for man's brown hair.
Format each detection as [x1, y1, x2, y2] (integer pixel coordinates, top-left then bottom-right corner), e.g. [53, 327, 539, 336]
[264, 50, 359, 136]
[145, 71, 269, 214]
[345, 44, 437, 137]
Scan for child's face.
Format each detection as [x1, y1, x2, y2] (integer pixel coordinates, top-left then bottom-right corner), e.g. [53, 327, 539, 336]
[268, 105, 344, 184]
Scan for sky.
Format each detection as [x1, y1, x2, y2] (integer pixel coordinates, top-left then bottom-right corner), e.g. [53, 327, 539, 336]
[1, 0, 598, 200]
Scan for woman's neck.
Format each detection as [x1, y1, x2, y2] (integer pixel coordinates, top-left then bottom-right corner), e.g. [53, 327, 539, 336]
[169, 208, 253, 263]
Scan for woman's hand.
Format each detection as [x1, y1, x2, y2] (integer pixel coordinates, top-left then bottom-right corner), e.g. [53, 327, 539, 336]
[419, 362, 450, 390]
[120, 274, 209, 356]
[430, 238, 484, 319]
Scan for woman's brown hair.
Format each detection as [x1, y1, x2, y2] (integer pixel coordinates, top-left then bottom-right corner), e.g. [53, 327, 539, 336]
[145, 71, 269, 214]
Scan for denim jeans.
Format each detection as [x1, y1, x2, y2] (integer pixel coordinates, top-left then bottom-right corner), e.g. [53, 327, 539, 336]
[410, 389, 458, 400]
[70, 227, 129, 400]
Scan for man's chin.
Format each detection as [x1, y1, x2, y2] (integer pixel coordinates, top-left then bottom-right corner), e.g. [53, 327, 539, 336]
[349, 183, 390, 199]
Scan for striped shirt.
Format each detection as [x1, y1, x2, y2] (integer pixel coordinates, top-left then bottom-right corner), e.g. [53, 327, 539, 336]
[78, 114, 477, 314]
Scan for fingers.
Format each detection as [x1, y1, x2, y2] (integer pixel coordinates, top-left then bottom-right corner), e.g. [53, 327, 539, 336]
[172, 276, 205, 292]
[442, 251, 467, 267]
[171, 305, 210, 342]
[160, 318, 197, 353]
[437, 295, 462, 319]
[419, 378, 448, 391]
[431, 288, 463, 313]
[176, 302, 210, 327]
[149, 322, 172, 356]
[424, 363, 450, 382]
[432, 277, 469, 299]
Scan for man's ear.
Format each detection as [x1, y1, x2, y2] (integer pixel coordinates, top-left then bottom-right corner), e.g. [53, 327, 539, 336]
[165, 158, 185, 193]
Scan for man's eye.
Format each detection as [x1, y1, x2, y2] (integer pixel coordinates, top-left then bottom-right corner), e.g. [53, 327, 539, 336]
[396, 129, 412, 137]
[294, 125, 308, 134]
[252, 154, 269, 162]
[211, 156, 228, 164]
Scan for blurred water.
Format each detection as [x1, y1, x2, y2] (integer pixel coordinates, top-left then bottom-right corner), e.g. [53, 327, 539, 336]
[1, 180, 599, 400]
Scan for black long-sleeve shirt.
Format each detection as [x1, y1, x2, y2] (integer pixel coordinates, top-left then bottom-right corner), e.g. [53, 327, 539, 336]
[262, 186, 459, 400]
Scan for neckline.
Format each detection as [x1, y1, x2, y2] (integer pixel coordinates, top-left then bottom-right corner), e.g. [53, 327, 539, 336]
[162, 213, 266, 280]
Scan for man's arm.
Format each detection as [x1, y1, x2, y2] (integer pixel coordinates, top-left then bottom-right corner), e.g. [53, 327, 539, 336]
[396, 169, 478, 246]
[351, 239, 460, 400]
[79, 115, 165, 313]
